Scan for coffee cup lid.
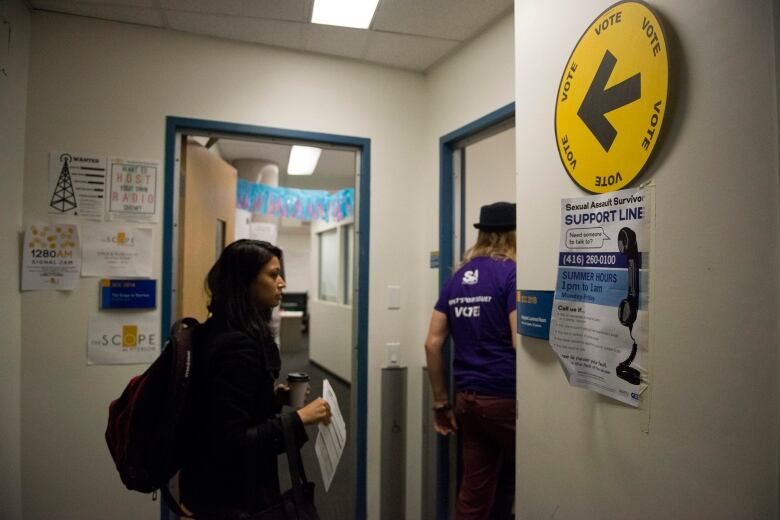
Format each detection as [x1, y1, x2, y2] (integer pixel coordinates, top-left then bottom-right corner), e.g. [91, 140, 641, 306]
[287, 372, 310, 382]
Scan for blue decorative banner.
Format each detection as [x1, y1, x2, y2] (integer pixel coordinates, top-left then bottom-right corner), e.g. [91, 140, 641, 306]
[517, 289, 554, 340]
[237, 180, 354, 223]
[100, 279, 157, 309]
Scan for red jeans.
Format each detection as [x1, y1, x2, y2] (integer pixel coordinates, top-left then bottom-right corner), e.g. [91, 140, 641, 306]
[454, 391, 516, 520]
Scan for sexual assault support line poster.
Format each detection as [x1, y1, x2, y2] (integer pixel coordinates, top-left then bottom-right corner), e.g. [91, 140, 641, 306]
[549, 186, 652, 406]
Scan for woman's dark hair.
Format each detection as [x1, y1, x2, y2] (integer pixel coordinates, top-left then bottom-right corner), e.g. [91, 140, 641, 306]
[206, 239, 283, 341]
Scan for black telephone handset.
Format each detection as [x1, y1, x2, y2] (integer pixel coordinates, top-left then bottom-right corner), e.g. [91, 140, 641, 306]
[616, 227, 641, 385]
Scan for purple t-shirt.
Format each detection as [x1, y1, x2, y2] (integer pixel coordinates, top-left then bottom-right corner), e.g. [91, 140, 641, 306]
[435, 256, 516, 397]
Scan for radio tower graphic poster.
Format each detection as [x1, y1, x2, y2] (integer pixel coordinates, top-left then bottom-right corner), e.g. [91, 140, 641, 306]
[47, 152, 107, 220]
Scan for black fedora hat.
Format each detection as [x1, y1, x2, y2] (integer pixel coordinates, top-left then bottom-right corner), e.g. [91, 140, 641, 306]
[473, 201, 516, 231]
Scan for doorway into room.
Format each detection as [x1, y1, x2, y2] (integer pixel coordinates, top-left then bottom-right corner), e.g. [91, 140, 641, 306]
[161, 117, 370, 520]
[430, 103, 516, 520]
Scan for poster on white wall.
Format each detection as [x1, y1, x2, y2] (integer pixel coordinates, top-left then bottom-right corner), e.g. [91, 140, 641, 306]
[234, 208, 252, 239]
[549, 186, 653, 407]
[80, 223, 153, 277]
[87, 312, 160, 364]
[47, 151, 107, 220]
[105, 158, 160, 222]
[249, 222, 278, 244]
[21, 223, 81, 291]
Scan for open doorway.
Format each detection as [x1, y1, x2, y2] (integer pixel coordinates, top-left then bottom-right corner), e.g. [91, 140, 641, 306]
[161, 117, 370, 520]
[431, 103, 516, 519]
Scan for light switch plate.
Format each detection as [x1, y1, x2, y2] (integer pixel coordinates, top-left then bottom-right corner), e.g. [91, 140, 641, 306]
[387, 342, 400, 366]
[386, 285, 400, 309]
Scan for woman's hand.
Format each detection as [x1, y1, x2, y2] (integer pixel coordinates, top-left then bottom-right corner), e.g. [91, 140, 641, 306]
[297, 397, 332, 426]
[274, 383, 291, 408]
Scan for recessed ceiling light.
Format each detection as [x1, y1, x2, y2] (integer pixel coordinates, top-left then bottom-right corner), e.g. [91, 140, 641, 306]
[287, 145, 322, 175]
[311, 0, 380, 30]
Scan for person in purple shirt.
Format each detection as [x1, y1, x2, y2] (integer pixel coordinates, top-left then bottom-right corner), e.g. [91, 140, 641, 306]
[425, 201, 517, 520]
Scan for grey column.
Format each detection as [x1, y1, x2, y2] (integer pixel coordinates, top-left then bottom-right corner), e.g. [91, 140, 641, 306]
[380, 366, 407, 520]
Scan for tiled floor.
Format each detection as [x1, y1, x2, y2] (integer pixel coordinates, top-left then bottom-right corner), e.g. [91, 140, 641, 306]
[278, 333, 354, 520]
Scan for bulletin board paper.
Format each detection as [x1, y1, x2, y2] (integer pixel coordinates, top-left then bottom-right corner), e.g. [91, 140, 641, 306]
[21, 223, 81, 291]
[80, 223, 153, 277]
[549, 186, 652, 406]
[106, 158, 160, 222]
[87, 312, 160, 365]
[47, 151, 107, 220]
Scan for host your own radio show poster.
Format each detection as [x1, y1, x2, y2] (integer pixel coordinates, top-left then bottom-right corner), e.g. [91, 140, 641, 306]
[549, 187, 652, 406]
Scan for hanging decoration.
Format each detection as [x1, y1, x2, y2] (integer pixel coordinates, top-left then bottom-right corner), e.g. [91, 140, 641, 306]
[237, 180, 354, 223]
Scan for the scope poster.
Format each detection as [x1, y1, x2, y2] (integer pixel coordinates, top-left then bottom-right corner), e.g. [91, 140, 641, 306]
[549, 186, 652, 406]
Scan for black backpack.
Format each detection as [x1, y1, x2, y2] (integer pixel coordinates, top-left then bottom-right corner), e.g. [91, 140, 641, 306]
[105, 317, 199, 517]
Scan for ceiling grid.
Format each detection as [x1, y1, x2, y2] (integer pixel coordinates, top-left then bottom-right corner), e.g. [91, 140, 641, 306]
[28, 0, 512, 72]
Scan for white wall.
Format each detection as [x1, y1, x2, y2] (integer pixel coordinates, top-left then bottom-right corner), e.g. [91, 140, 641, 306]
[309, 301, 352, 381]
[0, 2, 29, 517]
[464, 127, 517, 248]
[308, 218, 353, 382]
[514, 0, 780, 518]
[277, 222, 312, 294]
[20, 12, 426, 519]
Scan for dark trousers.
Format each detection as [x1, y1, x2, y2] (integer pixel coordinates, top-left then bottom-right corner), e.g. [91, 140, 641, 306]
[454, 391, 516, 520]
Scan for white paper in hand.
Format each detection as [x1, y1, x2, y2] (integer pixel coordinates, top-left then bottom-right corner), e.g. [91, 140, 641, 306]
[314, 379, 347, 491]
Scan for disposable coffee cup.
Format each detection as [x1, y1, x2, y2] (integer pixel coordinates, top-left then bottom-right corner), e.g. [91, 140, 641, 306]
[286, 372, 310, 409]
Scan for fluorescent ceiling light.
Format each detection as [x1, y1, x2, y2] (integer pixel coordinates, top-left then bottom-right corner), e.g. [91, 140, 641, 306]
[287, 145, 322, 176]
[311, 0, 380, 29]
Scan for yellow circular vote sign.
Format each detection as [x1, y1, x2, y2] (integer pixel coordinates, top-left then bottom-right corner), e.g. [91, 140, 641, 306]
[555, 0, 669, 193]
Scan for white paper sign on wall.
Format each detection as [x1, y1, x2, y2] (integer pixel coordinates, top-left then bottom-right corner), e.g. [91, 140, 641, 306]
[106, 158, 160, 222]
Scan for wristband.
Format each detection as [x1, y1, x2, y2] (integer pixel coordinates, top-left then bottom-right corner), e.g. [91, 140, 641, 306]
[432, 403, 451, 412]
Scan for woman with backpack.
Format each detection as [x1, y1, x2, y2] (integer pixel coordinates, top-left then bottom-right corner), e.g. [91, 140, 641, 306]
[180, 239, 331, 518]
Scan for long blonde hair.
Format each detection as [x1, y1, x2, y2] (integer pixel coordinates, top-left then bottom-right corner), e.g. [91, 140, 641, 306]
[459, 229, 516, 268]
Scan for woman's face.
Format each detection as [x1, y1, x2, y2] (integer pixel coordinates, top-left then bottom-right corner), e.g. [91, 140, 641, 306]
[254, 255, 285, 309]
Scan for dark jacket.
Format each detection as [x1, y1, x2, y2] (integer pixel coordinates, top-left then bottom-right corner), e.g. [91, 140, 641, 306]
[180, 316, 307, 515]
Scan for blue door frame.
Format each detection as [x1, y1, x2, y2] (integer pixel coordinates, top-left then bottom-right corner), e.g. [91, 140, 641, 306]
[162, 116, 370, 520]
[436, 102, 515, 519]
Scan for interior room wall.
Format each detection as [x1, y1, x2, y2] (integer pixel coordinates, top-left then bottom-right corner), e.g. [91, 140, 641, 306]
[276, 221, 312, 294]
[0, 2, 30, 517]
[20, 12, 426, 519]
[234, 207, 252, 240]
[514, 0, 780, 518]
[463, 127, 517, 248]
[308, 217, 352, 382]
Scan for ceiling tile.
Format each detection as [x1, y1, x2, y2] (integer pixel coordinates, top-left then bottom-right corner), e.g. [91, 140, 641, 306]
[218, 139, 354, 191]
[302, 23, 371, 61]
[219, 140, 290, 166]
[167, 11, 306, 50]
[31, 0, 157, 6]
[315, 148, 356, 177]
[30, 0, 513, 72]
[161, 0, 313, 22]
[372, 0, 512, 41]
[363, 31, 459, 72]
[30, 1, 165, 26]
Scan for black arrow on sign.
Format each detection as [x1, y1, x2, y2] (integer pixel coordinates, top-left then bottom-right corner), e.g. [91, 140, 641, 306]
[577, 50, 641, 152]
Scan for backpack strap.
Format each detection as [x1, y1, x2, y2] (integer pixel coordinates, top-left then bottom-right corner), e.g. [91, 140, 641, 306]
[281, 413, 309, 515]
